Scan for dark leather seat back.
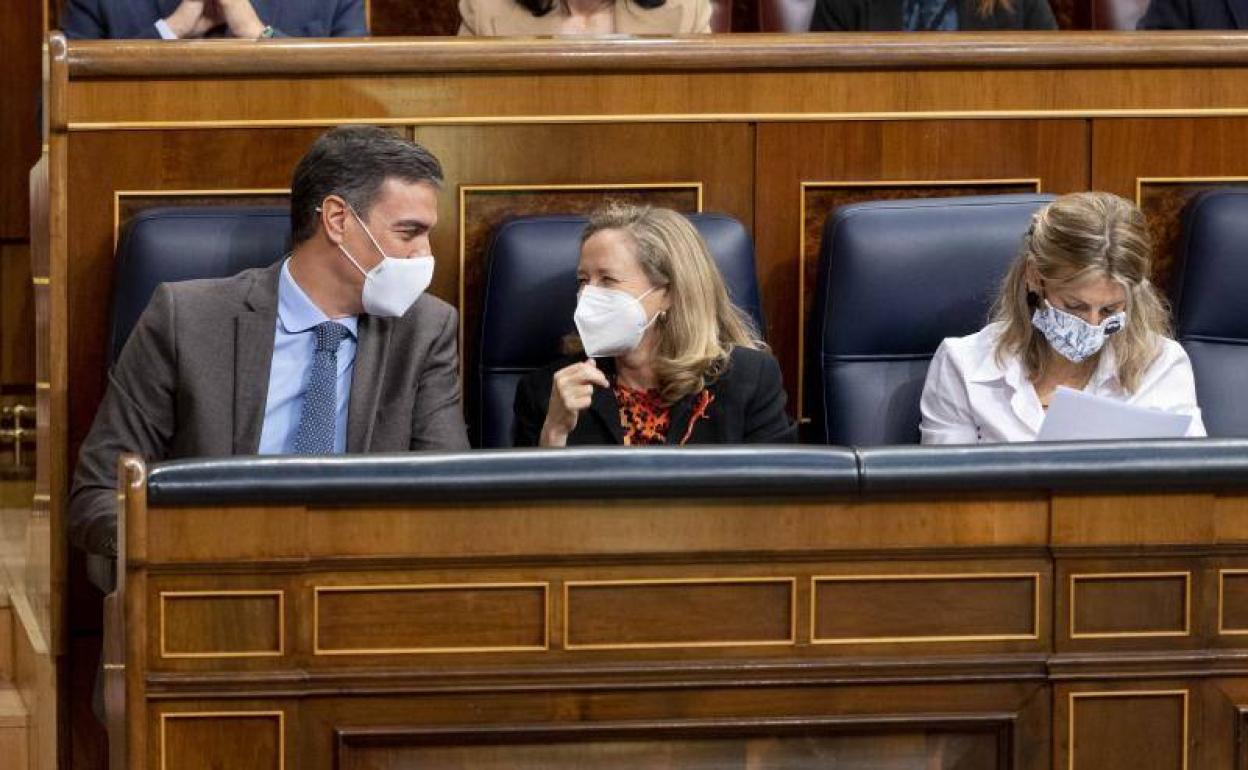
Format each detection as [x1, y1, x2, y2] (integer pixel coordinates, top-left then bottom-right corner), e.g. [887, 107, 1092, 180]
[110, 206, 290, 363]
[808, 193, 1055, 446]
[478, 213, 765, 448]
[1173, 188, 1248, 437]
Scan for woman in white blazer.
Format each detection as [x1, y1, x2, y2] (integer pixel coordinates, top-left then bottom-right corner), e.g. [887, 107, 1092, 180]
[920, 191, 1205, 444]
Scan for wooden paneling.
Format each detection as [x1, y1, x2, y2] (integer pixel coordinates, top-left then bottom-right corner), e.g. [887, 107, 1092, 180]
[0, 244, 35, 388]
[337, 723, 1007, 770]
[0, 0, 42, 241]
[1092, 118, 1248, 292]
[1222, 571, 1248, 635]
[1070, 572, 1190, 639]
[159, 711, 284, 770]
[811, 573, 1039, 645]
[315, 583, 548, 654]
[1063, 688, 1188, 770]
[159, 591, 284, 659]
[564, 578, 794, 649]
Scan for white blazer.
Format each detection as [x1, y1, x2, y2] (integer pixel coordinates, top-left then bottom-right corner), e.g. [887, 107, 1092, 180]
[919, 322, 1206, 444]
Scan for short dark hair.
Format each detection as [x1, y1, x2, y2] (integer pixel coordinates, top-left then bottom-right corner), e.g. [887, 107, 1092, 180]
[519, 0, 665, 16]
[289, 126, 443, 245]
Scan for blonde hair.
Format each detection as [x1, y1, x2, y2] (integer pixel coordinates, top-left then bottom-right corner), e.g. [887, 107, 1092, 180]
[990, 191, 1172, 394]
[571, 203, 763, 404]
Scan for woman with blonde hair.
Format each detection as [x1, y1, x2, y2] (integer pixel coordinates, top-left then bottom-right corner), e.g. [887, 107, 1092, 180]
[513, 204, 794, 447]
[920, 191, 1205, 444]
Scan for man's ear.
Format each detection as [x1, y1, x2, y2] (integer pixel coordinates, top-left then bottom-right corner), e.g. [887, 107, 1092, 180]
[319, 195, 350, 245]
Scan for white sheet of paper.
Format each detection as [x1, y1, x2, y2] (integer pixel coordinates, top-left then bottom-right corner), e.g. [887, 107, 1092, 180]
[1037, 386, 1192, 441]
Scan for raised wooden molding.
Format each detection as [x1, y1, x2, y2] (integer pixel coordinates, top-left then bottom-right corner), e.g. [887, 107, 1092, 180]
[59, 32, 1248, 77]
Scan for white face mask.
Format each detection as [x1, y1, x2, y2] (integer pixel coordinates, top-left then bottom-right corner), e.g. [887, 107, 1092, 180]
[338, 206, 434, 318]
[1031, 298, 1126, 363]
[574, 284, 662, 358]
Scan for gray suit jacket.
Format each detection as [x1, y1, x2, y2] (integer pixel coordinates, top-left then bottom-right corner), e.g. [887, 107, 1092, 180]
[70, 261, 470, 557]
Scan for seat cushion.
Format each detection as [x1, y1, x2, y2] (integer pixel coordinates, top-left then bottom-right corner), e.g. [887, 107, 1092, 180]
[1174, 188, 1248, 437]
[809, 193, 1055, 445]
[110, 206, 290, 363]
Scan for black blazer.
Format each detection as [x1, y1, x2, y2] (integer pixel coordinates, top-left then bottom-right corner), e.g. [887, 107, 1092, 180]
[1137, 0, 1248, 28]
[810, 0, 1057, 29]
[512, 345, 797, 447]
[60, 0, 368, 39]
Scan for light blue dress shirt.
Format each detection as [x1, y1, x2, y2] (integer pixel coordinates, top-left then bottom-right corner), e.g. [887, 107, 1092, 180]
[257, 259, 358, 454]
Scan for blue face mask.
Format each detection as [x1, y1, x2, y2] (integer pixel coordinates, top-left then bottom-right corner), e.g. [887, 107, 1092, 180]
[1031, 299, 1126, 364]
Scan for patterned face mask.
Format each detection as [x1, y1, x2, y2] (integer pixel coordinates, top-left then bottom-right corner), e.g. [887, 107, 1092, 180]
[1031, 299, 1126, 363]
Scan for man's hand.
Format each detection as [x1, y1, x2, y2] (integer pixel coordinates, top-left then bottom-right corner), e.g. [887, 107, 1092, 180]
[540, 360, 609, 447]
[217, 0, 267, 38]
[163, 0, 222, 38]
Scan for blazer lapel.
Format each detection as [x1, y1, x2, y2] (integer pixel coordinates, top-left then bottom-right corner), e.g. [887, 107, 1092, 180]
[233, 265, 280, 455]
[346, 314, 391, 452]
[617, 0, 683, 32]
[587, 381, 625, 444]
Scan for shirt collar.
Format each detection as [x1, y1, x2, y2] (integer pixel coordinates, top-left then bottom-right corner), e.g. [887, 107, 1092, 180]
[965, 323, 1121, 390]
[278, 258, 358, 337]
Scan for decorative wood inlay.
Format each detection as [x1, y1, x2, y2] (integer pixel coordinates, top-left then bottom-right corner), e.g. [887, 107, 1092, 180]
[1219, 570, 1248, 635]
[159, 590, 285, 659]
[1068, 690, 1188, 770]
[564, 578, 796, 650]
[161, 711, 285, 770]
[1069, 572, 1190, 639]
[314, 582, 549, 655]
[1135, 177, 1248, 294]
[811, 573, 1041, 645]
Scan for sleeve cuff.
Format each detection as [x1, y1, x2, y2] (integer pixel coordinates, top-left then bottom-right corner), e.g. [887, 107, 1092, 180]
[154, 18, 178, 39]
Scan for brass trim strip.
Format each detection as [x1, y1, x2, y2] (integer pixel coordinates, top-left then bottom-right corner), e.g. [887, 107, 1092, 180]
[31, 276, 49, 285]
[563, 576, 797, 651]
[160, 710, 285, 770]
[796, 178, 1042, 420]
[1068, 689, 1188, 770]
[113, 188, 291, 253]
[158, 590, 286, 659]
[1068, 571, 1191, 640]
[456, 181, 704, 392]
[809, 572, 1042, 645]
[313, 581, 550, 656]
[1135, 175, 1248, 207]
[1217, 569, 1248, 636]
[64, 107, 1248, 132]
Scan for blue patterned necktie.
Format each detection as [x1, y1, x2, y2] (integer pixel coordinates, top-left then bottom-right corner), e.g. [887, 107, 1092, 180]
[291, 321, 350, 454]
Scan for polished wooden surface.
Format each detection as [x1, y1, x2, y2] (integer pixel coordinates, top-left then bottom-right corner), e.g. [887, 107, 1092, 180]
[109, 468, 1248, 769]
[57, 32, 1248, 76]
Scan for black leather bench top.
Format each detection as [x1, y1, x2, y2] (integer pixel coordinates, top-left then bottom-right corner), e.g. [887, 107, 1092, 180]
[145, 440, 1248, 507]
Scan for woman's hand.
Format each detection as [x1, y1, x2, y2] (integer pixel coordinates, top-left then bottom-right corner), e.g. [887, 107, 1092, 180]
[540, 360, 609, 447]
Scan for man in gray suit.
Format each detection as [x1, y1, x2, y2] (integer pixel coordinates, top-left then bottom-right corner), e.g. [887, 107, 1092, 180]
[70, 126, 470, 558]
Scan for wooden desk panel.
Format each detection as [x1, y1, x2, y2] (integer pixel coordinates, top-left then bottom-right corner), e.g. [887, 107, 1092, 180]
[112, 472, 1248, 770]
